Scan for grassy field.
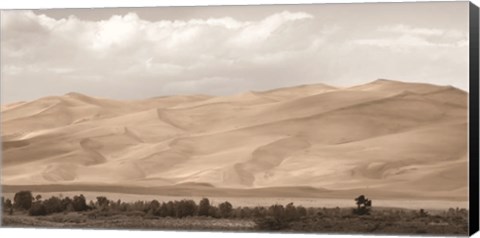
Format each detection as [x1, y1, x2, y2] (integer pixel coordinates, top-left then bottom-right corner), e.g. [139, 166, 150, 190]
[2, 212, 255, 231]
[2, 207, 468, 235]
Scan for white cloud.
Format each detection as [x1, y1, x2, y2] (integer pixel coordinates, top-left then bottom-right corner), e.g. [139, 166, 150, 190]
[1, 10, 322, 102]
[232, 11, 313, 45]
[350, 24, 468, 50]
[0, 9, 469, 103]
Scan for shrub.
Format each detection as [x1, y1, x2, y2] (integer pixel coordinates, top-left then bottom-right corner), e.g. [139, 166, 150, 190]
[353, 195, 372, 215]
[255, 216, 289, 230]
[297, 205, 307, 218]
[96, 196, 109, 211]
[166, 201, 175, 217]
[147, 200, 160, 214]
[43, 196, 64, 214]
[218, 201, 233, 218]
[130, 201, 147, 212]
[198, 198, 210, 216]
[208, 205, 220, 218]
[285, 203, 298, 221]
[268, 204, 285, 220]
[29, 201, 47, 216]
[253, 206, 267, 218]
[14, 191, 33, 210]
[155, 202, 168, 217]
[61, 197, 74, 212]
[3, 198, 13, 212]
[175, 200, 197, 218]
[72, 195, 88, 211]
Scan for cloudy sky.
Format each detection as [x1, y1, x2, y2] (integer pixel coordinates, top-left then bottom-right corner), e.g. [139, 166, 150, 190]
[0, 2, 470, 103]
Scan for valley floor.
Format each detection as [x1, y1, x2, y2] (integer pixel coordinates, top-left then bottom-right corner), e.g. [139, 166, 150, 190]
[1, 209, 468, 235]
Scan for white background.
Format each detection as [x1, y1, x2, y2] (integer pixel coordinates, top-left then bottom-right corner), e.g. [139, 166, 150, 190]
[0, 0, 479, 238]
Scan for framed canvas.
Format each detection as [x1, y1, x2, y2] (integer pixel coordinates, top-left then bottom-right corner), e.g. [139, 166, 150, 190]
[0, 0, 479, 237]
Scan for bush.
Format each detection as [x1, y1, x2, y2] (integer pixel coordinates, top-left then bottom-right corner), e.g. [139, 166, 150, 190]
[255, 216, 290, 230]
[175, 200, 197, 218]
[208, 205, 220, 218]
[218, 201, 233, 218]
[14, 191, 33, 210]
[165, 201, 175, 217]
[72, 195, 88, 211]
[61, 197, 74, 212]
[29, 202, 47, 216]
[353, 195, 372, 215]
[297, 206, 307, 218]
[268, 204, 285, 220]
[147, 200, 160, 214]
[253, 206, 267, 218]
[96, 196, 109, 211]
[43, 196, 64, 214]
[2, 197, 13, 212]
[285, 203, 298, 221]
[198, 198, 210, 216]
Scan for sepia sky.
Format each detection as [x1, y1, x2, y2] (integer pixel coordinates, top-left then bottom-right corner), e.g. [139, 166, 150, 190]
[0, 2, 470, 103]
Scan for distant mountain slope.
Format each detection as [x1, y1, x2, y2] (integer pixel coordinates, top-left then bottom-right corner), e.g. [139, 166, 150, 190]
[1, 80, 468, 200]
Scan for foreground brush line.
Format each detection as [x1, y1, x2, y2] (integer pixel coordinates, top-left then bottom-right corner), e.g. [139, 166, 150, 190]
[1, 191, 468, 235]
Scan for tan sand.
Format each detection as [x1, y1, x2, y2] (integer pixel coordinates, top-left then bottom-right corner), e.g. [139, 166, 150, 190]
[1, 79, 468, 204]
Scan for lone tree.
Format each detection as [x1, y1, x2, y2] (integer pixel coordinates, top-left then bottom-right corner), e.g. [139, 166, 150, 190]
[353, 195, 372, 215]
[14, 191, 33, 210]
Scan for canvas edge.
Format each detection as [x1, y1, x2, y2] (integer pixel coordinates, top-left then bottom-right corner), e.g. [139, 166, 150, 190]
[469, 1, 480, 236]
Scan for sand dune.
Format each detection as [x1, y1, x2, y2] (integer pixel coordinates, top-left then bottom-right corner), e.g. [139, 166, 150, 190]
[1, 79, 468, 201]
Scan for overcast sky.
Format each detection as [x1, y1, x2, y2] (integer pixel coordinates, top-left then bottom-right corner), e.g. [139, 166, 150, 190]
[0, 2, 470, 103]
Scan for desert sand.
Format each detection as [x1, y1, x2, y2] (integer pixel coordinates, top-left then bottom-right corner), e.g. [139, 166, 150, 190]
[1, 79, 468, 204]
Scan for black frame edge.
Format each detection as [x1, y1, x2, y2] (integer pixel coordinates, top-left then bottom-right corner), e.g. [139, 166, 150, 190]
[470, 1, 480, 236]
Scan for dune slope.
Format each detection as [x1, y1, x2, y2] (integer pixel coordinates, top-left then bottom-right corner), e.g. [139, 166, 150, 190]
[1, 79, 468, 200]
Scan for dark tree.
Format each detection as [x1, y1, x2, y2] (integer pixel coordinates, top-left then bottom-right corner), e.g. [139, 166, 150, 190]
[198, 198, 211, 216]
[175, 200, 197, 218]
[218, 201, 233, 218]
[29, 201, 47, 216]
[419, 208, 429, 217]
[35, 194, 42, 201]
[14, 191, 33, 210]
[72, 194, 88, 211]
[166, 201, 175, 217]
[147, 200, 160, 214]
[253, 206, 267, 218]
[285, 202, 298, 220]
[43, 196, 64, 214]
[296, 205, 307, 218]
[353, 195, 372, 215]
[61, 197, 74, 211]
[156, 202, 168, 217]
[4, 198, 13, 211]
[208, 205, 220, 218]
[96, 196, 110, 210]
[268, 204, 285, 220]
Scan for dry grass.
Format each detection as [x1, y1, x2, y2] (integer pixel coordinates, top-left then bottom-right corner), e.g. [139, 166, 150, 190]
[2, 207, 468, 235]
[2, 212, 255, 231]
